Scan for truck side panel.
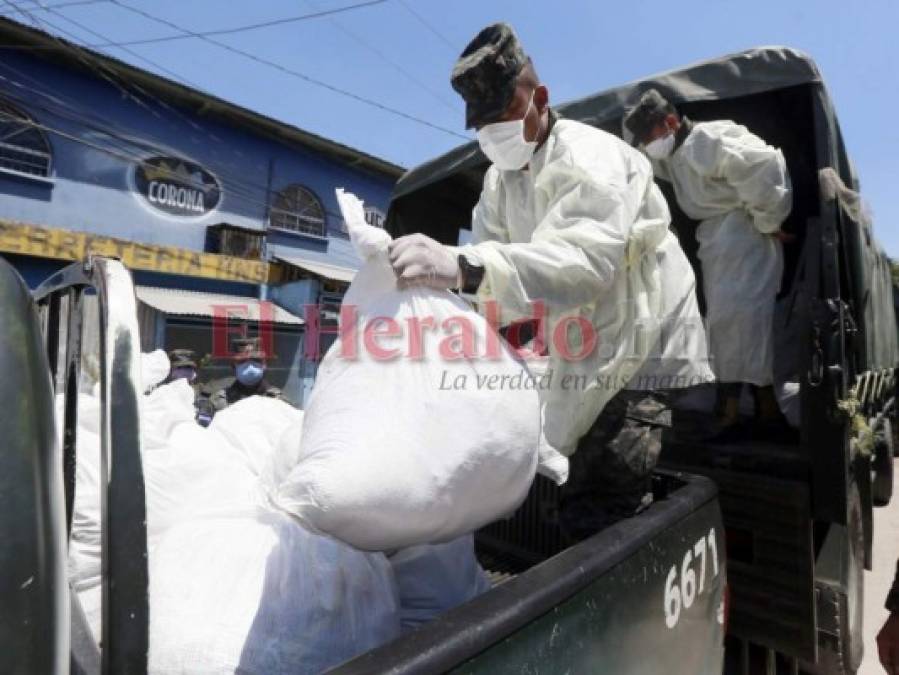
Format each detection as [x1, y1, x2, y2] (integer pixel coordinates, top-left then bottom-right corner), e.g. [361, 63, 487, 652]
[330, 473, 724, 675]
[661, 446, 817, 662]
[0, 259, 69, 675]
[452, 501, 725, 675]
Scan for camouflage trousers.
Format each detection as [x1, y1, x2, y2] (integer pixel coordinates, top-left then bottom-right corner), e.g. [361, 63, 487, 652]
[559, 389, 671, 543]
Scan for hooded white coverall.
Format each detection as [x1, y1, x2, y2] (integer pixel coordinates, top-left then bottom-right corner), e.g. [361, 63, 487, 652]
[652, 120, 792, 385]
[459, 119, 712, 462]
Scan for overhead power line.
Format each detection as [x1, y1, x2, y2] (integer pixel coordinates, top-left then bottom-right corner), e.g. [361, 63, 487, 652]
[33, 0, 203, 89]
[0, 37, 350, 223]
[1, 0, 390, 51]
[0, 78, 353, 225]
[302, 0, 460, 114]
[85, 0, 390, 49]
[1, 4, 403, 223]
[395, 0, 456, 54]
[18, 0, 106, 10]
[6, 0, 262, 176]
[0, 61, 389, 225]
[30, 1, 255, 153]
[104, 0, 468, 139]
[0, 31, 391, 212]
[4, 0, 154, 109]
[1, 2, 416, 222]
[0, 0, 468, 140]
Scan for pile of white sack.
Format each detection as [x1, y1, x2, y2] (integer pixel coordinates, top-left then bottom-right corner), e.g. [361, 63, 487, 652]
[66, 368, 401, 675]
[66, 190, 546, 674]
[69, 366, 497, 674]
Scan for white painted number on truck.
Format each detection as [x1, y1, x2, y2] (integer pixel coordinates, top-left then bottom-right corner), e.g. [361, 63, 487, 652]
[664, 528, 720, 629]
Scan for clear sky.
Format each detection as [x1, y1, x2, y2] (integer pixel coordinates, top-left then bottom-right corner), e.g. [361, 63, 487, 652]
[10, 0, 899, 254]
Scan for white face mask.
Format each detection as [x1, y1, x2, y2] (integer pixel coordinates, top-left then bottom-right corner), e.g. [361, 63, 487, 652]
[476, 92, 538, 171]
[644, 132, 675, 160]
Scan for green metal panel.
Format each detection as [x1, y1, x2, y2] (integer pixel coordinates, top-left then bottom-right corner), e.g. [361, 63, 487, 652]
[452, 502, 726, 675]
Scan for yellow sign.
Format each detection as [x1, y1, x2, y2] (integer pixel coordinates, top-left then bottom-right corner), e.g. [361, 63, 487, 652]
[0, 220, 273, 284]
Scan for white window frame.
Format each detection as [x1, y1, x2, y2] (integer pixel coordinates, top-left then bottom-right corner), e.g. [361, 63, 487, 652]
[268, 184, 326, 238]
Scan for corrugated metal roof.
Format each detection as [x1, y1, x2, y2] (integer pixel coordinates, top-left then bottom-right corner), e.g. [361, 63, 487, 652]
[272, 238, 363, 283]
[275, 253, 357, 283]
[135, 286, 303, 325]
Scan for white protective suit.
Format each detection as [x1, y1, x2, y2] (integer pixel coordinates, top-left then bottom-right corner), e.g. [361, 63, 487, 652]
[460, 118, 712, 457]
[652, 120, 792, 385]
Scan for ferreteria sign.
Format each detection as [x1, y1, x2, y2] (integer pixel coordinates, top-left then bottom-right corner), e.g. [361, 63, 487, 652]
[134, 156, 221, 217]
[0, 220, 270, 283]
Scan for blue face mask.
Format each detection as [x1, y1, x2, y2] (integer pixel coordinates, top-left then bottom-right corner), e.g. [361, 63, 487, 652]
[235, 360, 264, 386]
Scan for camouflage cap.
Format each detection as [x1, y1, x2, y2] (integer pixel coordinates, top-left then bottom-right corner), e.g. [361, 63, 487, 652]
[450, 23, 529, 129]
[167, 348, 197, 369]
[231, 337, 267, 362]
[623, 89, 675, 146]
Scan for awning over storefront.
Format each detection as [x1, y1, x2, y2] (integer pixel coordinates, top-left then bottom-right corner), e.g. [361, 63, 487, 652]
[274, 253, 357, 284]
[135, 285, 304, 325]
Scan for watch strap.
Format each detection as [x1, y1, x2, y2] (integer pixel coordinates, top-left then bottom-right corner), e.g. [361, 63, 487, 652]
[458, 254, 485, 295]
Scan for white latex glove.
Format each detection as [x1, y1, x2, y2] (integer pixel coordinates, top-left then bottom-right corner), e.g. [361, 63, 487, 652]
[387, 233, 460, 290]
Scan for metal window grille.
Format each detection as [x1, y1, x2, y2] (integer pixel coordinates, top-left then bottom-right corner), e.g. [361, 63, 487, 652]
[0, 101, 51, 178]
[269, 184, 326, 237]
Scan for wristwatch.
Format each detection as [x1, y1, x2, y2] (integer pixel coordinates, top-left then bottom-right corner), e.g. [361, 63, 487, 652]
[457, 254, 485, 295]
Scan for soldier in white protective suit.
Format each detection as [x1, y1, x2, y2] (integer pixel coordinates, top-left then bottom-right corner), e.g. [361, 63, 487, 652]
[624, 89, 793, 437]
[388, 24, 712, 539]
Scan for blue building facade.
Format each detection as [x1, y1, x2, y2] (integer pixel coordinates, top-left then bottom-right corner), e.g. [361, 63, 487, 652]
[0, 18, 403, 406]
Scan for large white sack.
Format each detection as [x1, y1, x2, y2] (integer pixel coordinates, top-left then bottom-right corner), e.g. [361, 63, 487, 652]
[273, 190, 540, 550]
[267, 416, 305, 492]
[64, 375, 199, 562]
[66, 372, 401, 669]
[67, 378, 261, 642]
[148, 508, 400, 675]
[54, 391, 102, 437]
[55, 389, 102, 584]
[143, 423, 264, 545]
[59, 386, 106, 642]
[141, 378, 199, 451]
[209, 396, 305, 481]
[141, 349, 171, 393]
[389, 534, 491, 631]
[68, 425, 102, 591]
[68, 377, 302, 567]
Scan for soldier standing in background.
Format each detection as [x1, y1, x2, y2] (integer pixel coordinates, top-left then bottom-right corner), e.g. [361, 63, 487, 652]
[165, 348, 216, 426]
[624, 89, 793, 438]
[210, 337, 283, 413]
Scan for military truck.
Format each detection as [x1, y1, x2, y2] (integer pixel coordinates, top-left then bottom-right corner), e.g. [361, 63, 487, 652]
[385, 46, 899, 674]
[5, 45, 892, 675]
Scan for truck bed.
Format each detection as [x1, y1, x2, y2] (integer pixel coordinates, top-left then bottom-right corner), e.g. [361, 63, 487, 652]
[329, 471, 725, 675]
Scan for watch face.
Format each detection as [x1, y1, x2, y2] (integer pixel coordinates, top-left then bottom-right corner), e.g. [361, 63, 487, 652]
[460, 255, 483, 272]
